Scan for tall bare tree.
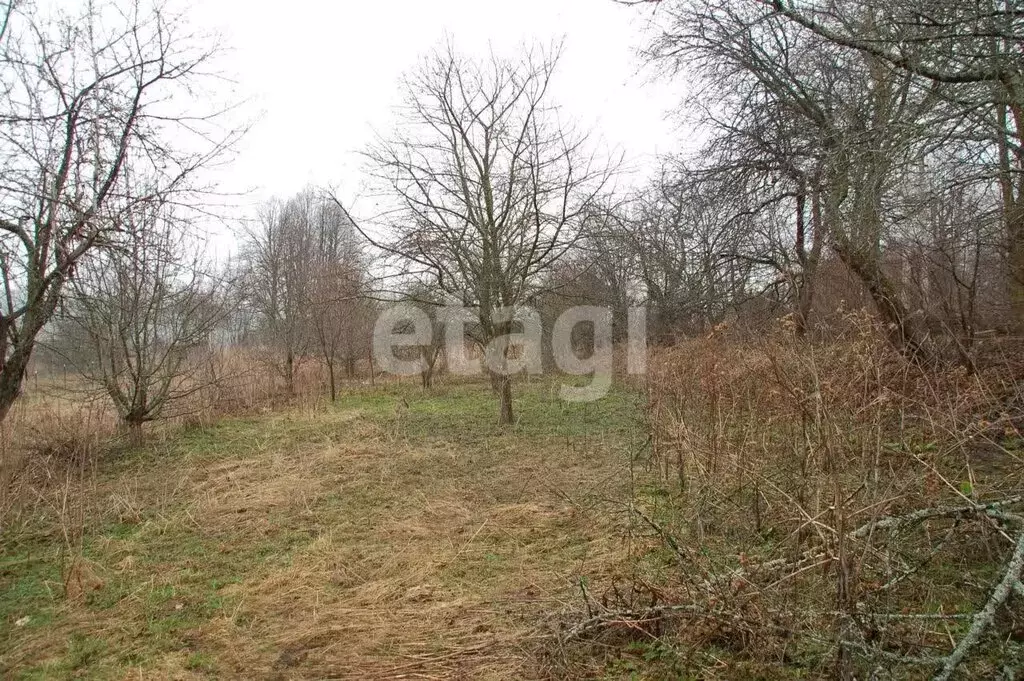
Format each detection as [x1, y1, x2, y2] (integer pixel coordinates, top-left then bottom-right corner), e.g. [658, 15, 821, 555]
[626, 168, 768, 339]
[308, 197, 371, 399]
[640, 0, 948, 357]
[241, 190, 371, 398]
[362, 43, 614, 424]
[0, 0, 239, 422]
[763, 0, 1024, 325]
[240, 196, 314, 394]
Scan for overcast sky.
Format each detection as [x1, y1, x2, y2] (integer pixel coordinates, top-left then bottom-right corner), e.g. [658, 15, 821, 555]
[188, 0, 687, 250]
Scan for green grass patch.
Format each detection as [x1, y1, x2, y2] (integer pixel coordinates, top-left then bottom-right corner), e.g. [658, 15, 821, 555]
[1, 376, 645, 678]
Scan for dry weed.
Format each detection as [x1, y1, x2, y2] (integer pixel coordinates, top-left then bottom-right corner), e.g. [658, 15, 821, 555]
[556, 315, 1024, 678]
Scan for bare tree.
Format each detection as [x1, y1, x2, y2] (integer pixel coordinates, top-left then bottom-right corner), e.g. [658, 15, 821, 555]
[889, 161, 1005, 370]
[624, 169, 768, 339]
[241, 190, 372, 399]
[639, 0, 948, 357]
[60, 202, 225, 436]
[536, 205, 637, 353]
[308, 259, 372, 400]
[0, 0, 239, 423]
[762, 0, 1024, 325]
[361, 43, 615, 424]
[399, 286, 449, 389]
[239, 196, 314, 394]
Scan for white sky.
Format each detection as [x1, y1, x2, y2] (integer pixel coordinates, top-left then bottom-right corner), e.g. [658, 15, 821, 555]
[188, 0, 688, 253]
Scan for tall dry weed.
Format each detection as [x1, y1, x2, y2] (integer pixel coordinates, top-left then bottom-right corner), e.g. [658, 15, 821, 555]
[565, 312, 1024, 678]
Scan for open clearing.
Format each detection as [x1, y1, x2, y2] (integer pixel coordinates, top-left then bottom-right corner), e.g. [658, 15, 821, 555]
[1, 380, 643, 679]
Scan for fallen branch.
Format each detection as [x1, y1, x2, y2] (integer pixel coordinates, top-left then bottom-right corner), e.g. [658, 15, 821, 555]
[631, 502, 828, 592]
[850, 496, 1024, 539]
[932, 530, 1024, 681]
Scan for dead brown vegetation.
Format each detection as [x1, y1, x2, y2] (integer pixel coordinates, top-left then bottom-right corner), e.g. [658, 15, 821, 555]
[0, 349, 377, 531]
[553, 314, 1024, 678]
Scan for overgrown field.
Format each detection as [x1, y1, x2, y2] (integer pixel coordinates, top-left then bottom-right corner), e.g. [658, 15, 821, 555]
[5, 330, 1024, 680]
[1, 379, 646, 679]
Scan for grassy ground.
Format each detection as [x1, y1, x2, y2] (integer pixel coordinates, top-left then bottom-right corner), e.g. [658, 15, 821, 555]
[0, 378, 645, 679]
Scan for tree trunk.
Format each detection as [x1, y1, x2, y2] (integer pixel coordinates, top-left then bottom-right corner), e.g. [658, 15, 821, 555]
[486, 321, 516, 425]
[794, 185, 825, 337]
[326, 357, 336, 402]
[0, 303, 52, 425]
[1006, 196, 1024, 327]
[0, 339, 34, 424]
[128, 421, 143, 443]
[996, 98, 1024, 328]
[124, 415, 145, 443]
[420, 346, 437, 389]
[835, 242, 932, 363]
[421, 352, 433, 390]
[794, 190, 812, 336]
[823, 151, 931, 361]
[794, 279, 816, 338]
[285, 349, 295, 396]
[497, 373, 514, 425]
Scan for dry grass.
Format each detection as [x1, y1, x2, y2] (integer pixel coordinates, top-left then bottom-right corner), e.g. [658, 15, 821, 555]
[0, 349, 355, 528]
[552, 315, 1024, 679]
[0, 379, 644, 679]
[0, 379, 117, 527]
[11, 325, 1023, 678]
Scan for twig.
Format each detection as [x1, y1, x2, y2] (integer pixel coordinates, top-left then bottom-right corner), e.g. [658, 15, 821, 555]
[561, 603, 706, 642]
[840, 639, 946, 666]
[630, 503, 689, 563]
[877, 521, 960, 592]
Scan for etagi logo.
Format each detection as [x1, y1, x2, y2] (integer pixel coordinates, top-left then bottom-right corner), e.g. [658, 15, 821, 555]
[373, 304, 647, 401]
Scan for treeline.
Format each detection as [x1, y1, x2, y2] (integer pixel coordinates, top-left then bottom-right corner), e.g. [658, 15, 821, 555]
[8, 0, 1024, 432]
[554, 0, 1020, 367]
[43, 188, 379, 431]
